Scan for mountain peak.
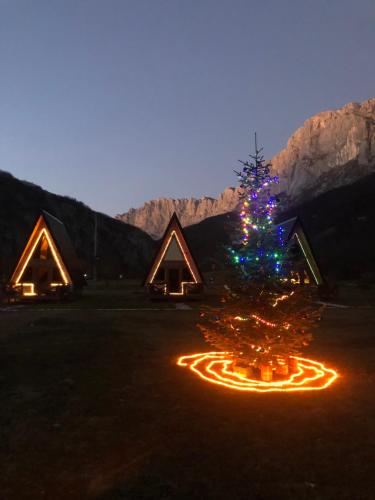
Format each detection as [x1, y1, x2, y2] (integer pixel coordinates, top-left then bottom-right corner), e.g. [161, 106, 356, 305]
[272, 97, 375, 199]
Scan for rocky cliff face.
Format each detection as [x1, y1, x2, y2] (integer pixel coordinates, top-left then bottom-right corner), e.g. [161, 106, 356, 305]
[117, 187, 240, 239]
[117, 97, 375, 238]
[272, 98, 375, 200]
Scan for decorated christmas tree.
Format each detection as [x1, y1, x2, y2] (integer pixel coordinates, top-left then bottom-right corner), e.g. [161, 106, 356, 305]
[198, 136, 322, 379]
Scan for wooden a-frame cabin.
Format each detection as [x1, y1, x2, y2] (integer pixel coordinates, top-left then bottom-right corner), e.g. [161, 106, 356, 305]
[9, 211, 85, 299]
[279, 216, 323, 286]
[144, 213, 204, 298]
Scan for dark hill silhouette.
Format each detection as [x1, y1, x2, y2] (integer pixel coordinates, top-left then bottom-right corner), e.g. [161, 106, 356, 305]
[3, 169, 374, 284]
[184, 173, 375, 281]
[0, 171, 156, 281]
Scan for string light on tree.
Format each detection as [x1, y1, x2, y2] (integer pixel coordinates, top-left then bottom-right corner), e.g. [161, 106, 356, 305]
[182, 133, 338, 389]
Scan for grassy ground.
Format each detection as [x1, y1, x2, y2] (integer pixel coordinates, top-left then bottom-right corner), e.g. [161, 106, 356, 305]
[8, 280, 176, 310]
[0, 282, 374, 499]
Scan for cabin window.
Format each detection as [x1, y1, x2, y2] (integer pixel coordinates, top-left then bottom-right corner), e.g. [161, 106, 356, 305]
[155, 267, 165, 281]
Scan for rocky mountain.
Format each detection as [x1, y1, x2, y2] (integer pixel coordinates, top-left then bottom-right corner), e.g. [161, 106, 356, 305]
[117, 187, 240, 239]
[117, 97, 375, 238]
[0, 170, 155, 280]
[272, 98, 375, 201]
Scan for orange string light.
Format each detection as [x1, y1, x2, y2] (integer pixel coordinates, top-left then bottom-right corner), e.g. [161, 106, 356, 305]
[272, 292, 294, 307]
[14, 227, 70, 286]
[177, 352, 339, 393]
[250, 314, 277, 328]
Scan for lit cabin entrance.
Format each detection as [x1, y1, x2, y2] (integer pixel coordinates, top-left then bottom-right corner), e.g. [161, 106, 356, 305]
[17, 231, 66, 296]
[151, 234, 195, 295]
[168, 268, 180, 293]
[144, 213, 204, 298]
[155, 263, 195, 294]
[9, 211, 84, 299]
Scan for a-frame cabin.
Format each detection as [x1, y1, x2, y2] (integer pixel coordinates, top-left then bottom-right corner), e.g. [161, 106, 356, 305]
[144, 213, 204, 298]
[279, 216, 323, 286]
[9, 211, 85, 299]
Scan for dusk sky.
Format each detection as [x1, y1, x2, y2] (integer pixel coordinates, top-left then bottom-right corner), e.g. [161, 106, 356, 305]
[1, 0, 374, 216]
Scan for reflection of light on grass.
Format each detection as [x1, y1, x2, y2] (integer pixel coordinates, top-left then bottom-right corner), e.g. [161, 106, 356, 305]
[177, 352, 339, 393]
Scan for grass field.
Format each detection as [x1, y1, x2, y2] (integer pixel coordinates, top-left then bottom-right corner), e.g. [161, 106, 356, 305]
[0, 281, 375, 499]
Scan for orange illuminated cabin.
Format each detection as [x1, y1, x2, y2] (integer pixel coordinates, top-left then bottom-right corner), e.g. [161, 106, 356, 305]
[9, 211, 85, 299]
[279, 217, 323, 286]
[144, 213, 204, 298]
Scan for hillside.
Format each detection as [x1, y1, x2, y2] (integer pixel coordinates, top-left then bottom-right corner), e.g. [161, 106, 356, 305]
[0, 171, 155, 281]
[184, 173, 375, 281]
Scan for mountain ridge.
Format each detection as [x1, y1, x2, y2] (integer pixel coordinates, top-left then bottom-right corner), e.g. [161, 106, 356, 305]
[117, 187, 240, 239]
[117, 97, 375, 238]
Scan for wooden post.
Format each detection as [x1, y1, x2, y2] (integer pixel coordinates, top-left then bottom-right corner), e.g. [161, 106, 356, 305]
[93, 213, 98, 281]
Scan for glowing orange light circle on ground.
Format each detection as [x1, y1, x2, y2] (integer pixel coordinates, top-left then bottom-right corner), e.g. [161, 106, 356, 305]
[177, 352, 338, 393]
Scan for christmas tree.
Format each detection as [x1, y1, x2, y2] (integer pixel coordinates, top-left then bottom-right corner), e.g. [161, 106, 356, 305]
[198, 136, 322, 377]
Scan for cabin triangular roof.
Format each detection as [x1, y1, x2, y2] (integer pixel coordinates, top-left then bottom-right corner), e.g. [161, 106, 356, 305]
[277, 216, 323, 285]
[278, 216, 298, 242]
[10, 211, 85, 288]
[144, 212, 204, 285]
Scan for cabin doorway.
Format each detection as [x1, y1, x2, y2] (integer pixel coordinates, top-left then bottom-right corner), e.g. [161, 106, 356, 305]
[36, 267, 50, 293]
[168, 268, 180, 293]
